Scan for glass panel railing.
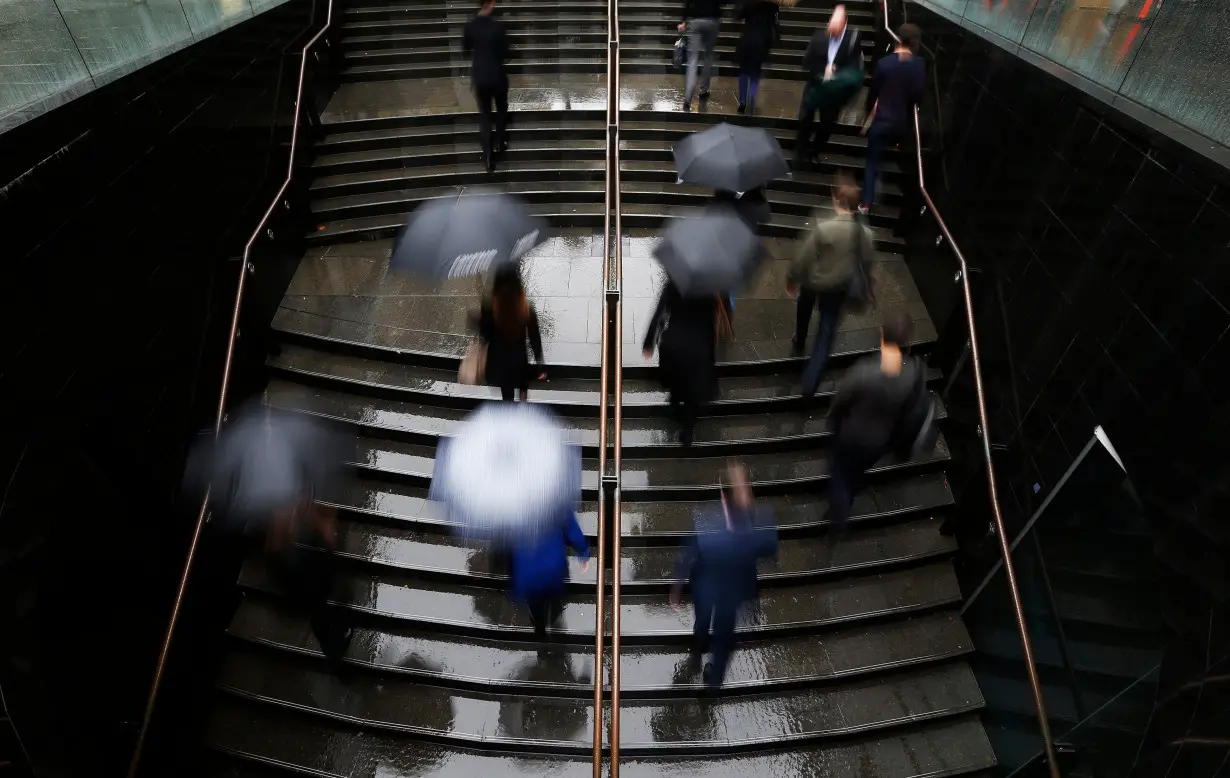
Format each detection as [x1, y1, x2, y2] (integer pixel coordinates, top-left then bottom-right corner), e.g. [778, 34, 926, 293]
[961, 429, 1163, 776]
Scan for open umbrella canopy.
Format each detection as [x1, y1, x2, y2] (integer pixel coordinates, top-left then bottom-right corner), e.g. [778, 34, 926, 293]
[673, 123, 789, 193]
[183, 401, 354, 531]
[430, 403, 582, 544]
[389, 189, 549, 279]
[652, 206, 762, 297]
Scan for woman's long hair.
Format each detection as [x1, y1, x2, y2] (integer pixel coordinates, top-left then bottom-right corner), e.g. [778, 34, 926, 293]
[491, 266, 530, 339]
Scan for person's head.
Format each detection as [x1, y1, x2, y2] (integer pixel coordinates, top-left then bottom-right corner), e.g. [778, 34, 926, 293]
[881, 314, 913, 352]
[828, 4, 847, 36]
[479, 0, 495, 13]
[832, 178, 861, 213]
[898, 23, 921, 53]
[491, 265, 529, 337]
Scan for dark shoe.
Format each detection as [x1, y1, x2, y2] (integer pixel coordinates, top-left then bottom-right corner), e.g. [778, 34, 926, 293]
[747, 99, 755, 116]
[701, 662, 720, 692]
[682, 100, 692, 112]
[486, 156, 496, 174]
[679, 428, 694, 446]
[790, 338, 804, 357]
[699, 89, 710, 100]
[736, 102, 746, 114]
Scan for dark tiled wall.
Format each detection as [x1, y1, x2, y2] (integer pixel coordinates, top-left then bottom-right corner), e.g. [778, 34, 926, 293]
[905, 4, 1230, 773]
[0, 2, 327, 773]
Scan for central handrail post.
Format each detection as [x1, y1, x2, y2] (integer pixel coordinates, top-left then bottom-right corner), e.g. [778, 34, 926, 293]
[882, 2, 1059, 775]
[605, 0, 623, 774]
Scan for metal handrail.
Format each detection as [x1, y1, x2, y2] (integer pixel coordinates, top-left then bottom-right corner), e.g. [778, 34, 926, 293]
[879, 4, 1058, 775]
[607, 0, 624, 772]
[125, 2, 334, 775]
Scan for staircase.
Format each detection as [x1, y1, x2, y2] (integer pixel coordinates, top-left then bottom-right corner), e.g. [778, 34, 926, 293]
[196, 0, 1001, 774]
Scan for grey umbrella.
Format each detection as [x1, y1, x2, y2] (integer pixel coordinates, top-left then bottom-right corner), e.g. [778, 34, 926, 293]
[389, 189, 549, 279]
[673, 123, 789, 193]
[184, 401, 354, 531]
[652, 207, 762, 297]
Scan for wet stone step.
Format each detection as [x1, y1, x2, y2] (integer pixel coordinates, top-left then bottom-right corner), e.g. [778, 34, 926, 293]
[622, 472, 953, 539]
[342, 18, 609, 34]
[619, 395, 945, 452]
[312, 179, 606, 217]
[311, 160, 608, 197]
[622, 611, 971, 695]
[324, 478, 604, 536]
[620, 180, 902, 226]
[616, 716, 996, 777]
[229, 596, 600, 693]
[619, 202, 905, 244]
[266, 382, 601, 448]
[309, 201, 607, 243]
[318, 116, 605, 150]
[612, 661, 982, 753]
[268, 346, 605, 412]
[313, 139, 607, 175]
[341, 60, 609, 82]
[205, 695, 595, 776]
[619, 516, 955, 587]
[344, 43, 610, 62]
[620, 158, 904, 198]
[238, 556, 601, 639]
[343, 30, 610, 50]
[620, 435, 949, 497]
[617, 561, 962, 641]
[216, 646, 601, 752]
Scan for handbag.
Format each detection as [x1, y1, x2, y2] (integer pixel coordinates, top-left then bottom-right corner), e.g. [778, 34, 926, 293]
[458, 342, 487, 385]
[673, 35, 688, 67]
[845, 213, 874, 306]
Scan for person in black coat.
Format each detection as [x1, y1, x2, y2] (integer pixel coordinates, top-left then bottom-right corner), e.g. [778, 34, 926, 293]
[478, 266, 545, 401]
[734, 0, 778, 114]
[463, 0, 510, 173]
[642, 281, 726, 446]
[796, 4, 863, 168]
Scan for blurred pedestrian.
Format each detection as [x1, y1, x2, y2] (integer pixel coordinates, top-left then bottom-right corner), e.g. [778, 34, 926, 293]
[679, 0, 726, 111]
[827, 314, 920, 528]
[464, 0, 510, 173]
[508, 509, 591, 647]
[670, 463, 778, 690]
[734, 0, 778, 115]
[265, 499, 354, 664]
[477, 265, 545, 402]
[860, 23, 925, 213]
[786, 178, 874, 395]
[643, 280, 728, 446]
[795, 5, 863, 168]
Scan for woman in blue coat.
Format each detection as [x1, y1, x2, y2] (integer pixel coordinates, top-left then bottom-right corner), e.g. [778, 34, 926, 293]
[509, 510, 591, 640]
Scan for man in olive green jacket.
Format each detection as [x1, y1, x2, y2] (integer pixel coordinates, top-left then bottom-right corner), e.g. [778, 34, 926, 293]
[786, 181, 875, 396]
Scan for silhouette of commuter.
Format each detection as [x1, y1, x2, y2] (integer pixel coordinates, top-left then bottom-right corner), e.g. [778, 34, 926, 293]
[679, 0, 728, 111]
[788, 179, 874, 395]
[464, 0, 510, 173]
[860, 23, 925, 214]
[796, 5, 863, 169]
[671, 464, 778, 690]
[477, 265, 545, 401]
[734, 0, 778, 115]
[827, 315, 920, 528]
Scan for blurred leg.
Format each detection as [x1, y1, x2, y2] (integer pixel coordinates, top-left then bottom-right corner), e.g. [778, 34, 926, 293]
[737, 70, 749, 106]
[698, 20, 719, 96]
[476, 87, 494, 165]
[685, 22, 702, 103]
[705, 603, 738, 688]
[501, 384, 515, 401]
[794, 287, 818, 348]
[691, 593, 713, 652]
[863, 121, 891, 206]
[494, 85, 509, 154]
[801, 291, 843, 395]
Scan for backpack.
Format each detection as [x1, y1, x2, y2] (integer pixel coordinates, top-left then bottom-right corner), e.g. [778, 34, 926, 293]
[893, 358, 939, 460]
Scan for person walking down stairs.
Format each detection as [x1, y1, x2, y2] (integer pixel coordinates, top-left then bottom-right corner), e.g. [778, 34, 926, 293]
[795, 4, 863, 169]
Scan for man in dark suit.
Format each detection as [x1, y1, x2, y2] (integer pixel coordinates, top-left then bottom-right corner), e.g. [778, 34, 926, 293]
[463, 0, 510, 173]
[795, 4, 863, 169]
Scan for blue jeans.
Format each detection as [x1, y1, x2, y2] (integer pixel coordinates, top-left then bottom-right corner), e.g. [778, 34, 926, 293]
[685, 18, 719, 103]
[796, 288, 845, 396]
[863, 120, 906, 206]
[737, 70, 760, 107]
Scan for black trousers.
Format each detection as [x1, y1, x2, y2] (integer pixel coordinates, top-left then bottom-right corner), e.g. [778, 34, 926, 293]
[476, 83, 509, 163]
[828, 439, 884, 528]
[267, 544, 351, 662]
[796, 93, 840, 162]
[527, 594, 563, 637]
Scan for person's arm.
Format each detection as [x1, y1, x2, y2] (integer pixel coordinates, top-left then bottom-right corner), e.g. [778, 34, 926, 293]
[563, 512, 591, 562]
[527, 305, 545, 365]
[864, 57, 882, 114]
[496, 21, 510, 63]
[787, 226, 820, 291]
[802, 31, 823, 75]
[462, 19, 474, 56]
[670, 539, 698, 606]
[642, 288, 670, 354]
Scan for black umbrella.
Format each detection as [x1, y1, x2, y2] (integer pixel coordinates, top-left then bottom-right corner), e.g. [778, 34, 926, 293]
[652, 207, 762, 297]
[389, 190, 549, 279]
[184, 401, 353, 531]
[673, 123, 789, 193]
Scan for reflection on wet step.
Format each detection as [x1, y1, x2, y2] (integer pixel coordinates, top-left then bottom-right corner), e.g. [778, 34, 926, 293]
[323, 75, 609, 122]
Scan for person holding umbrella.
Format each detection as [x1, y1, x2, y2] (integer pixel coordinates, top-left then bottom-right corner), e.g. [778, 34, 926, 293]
[508, 507, 591, 647]
[476, 265, 545, 402]
[733, 0, 779, 115]
[670, 462, 778, 690]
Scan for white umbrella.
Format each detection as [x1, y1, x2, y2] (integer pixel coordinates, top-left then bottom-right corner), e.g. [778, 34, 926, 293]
[430, 403, 582, 543]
